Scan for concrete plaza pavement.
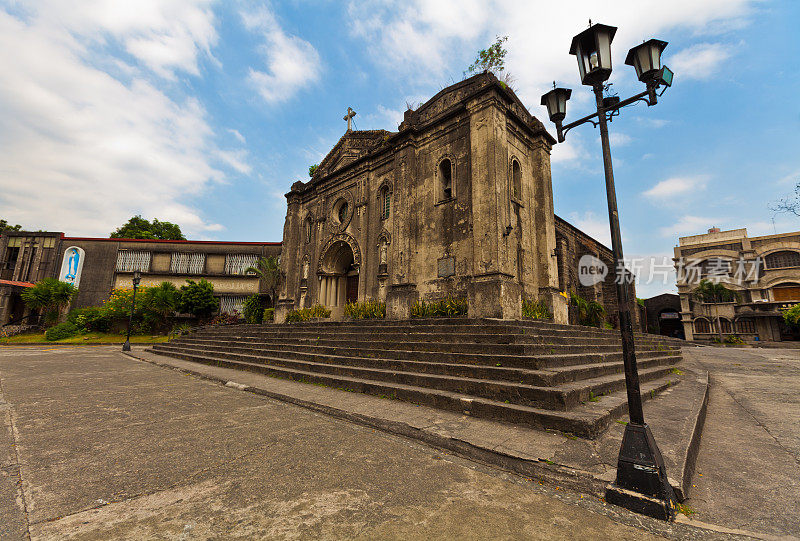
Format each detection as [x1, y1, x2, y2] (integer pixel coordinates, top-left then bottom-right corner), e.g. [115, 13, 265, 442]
[0, 344, 785, 540]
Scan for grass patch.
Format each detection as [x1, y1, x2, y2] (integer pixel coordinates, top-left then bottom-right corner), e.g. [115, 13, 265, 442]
[0, 332, 170, 345]
[675, 502, 695, 517]
[615, 419, 628, 426]
[669, 367, 684, 375]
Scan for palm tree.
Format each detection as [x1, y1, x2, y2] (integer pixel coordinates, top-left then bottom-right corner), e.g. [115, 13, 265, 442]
[245, 256, 283, 308]
[20, 278, 78, 325]
[693, 279, 738, 342]
[142, 282, 179, 330]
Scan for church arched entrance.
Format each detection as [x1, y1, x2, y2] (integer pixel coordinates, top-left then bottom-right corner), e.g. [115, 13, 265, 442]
[318, 239, 359, 315]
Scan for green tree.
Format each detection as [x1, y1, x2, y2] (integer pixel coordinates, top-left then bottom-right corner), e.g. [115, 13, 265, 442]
[0, 219, 22, 233]
[178, 279, 219, 320]
[245, 256, 283, 308]
[569, 292, 606, 328]
[466, 35, 509, 78]
[110, 215, 186, 240]
[782, 304, 800, 327]
[20, 278, 78, 325]
[693, 279, 738, 342]
[308, 164, 319, 177]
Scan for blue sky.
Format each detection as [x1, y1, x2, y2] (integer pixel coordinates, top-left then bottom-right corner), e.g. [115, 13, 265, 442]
[1, 1, 798, 296]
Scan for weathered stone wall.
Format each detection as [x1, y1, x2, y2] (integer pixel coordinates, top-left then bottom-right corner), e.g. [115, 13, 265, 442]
[554, 216, 641, 331]
[277, 73, 567, 322]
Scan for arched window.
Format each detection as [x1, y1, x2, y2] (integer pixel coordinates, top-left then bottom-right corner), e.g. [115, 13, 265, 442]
[380, 187, 390, 219]
[736, 318, 756, 334]
[765, 250, 800, 269]
[719, 318, 732, 334]
[338, 201, 348, 224]
[694, 318, 710, 334]
[700, 258, 732, 279]
[437, 158, 453, 201]
[511, 159, 522, 200]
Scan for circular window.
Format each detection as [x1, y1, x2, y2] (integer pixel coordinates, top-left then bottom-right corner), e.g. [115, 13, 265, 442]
[338, 201, 348, 223]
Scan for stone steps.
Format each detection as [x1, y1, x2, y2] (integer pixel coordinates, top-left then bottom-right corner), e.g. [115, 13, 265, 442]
[148, 319, 684, 437]
[153, 343, 678, 409]
[146, 343, 679, 438]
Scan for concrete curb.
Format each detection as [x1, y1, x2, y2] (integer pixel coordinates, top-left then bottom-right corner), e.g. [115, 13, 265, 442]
[678, 370, 710, 500]
[0, 342, 165, 347]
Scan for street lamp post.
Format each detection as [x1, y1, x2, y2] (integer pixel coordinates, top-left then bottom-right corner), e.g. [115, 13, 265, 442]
[122, 270, 141, 352]
[541, 23, 677, 520]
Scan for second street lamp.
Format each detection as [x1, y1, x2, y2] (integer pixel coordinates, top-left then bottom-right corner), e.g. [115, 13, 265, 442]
[122, 270, 141, 352]
[542, 22, 677, 520]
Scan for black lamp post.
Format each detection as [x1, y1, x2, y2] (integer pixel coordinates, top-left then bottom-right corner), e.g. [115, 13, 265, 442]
[541, 23, 677, 520]
[122, 270, 141, 352]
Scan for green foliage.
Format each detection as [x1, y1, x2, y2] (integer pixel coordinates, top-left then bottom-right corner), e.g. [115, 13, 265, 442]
[569, 292, 606, 327]
[466, 35, 508, 76]
[110, 215, 185, 240]
[285, 304, 331, 323]
[0, 219, 22, 233]
[308, 164, 319, 177]
[66, 306, 111, 333]
[522, 299, 552, 320]
[139, 282, 180, 330]
[263, 307, 274, 322]
[21, 278, 78, 325]
[45, 321, 80, 341]
[245, 256, 283, 307]
[178, 279, 219, 319]
[410, 296, 468, 318]
[782, 303, 800, 327]
[344, 299, 386, 320]
[636, 297, 645, 307]
[724, 334, 746, 345]
[693, 279, 738, 304]
[242, 295, 267, 324]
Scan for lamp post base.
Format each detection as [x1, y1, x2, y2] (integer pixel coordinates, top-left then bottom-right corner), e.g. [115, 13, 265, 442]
[605, 423, 677, 520]
[122, 340, 131, 352]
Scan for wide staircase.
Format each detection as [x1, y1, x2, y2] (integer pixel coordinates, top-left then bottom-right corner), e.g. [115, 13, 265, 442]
[148, 319, 683, 438]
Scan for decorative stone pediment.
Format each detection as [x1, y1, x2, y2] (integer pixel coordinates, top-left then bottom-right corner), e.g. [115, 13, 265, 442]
[314, 130, 393, 179]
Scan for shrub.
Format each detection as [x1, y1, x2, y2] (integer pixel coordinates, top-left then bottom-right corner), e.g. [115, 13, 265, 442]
[285, 304, 331, 323]
[782, 304, 800, 327]
[724, 334, 746, 345]
[569, 292, 606, 327]
[21, 278, 78, 326]
[344, 299, 385, 320]
[140, 282, 180, 330]
[242, 295, 267, 324]
[522, 299, 552, 320]
[66, 306, 111, 332]
[410, 296, 468, 318]
[209, 310, 241, 326]
[45, 321, 80, 341]
[263, 308, 274, 322]
[178, 279, 219, 319]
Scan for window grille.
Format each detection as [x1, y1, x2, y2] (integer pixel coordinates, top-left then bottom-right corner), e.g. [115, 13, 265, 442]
[225, 254, 258, 275]
[170, 252, 205, 274]
[719, 318, 732, 334]
[765, 251, 800, 269]
[736, 318, 756, 334]
[220, 295, 246, 315]
[116, 250, 151, 272]
[694, 319, 710, 334]
[381, 188, 390, 219]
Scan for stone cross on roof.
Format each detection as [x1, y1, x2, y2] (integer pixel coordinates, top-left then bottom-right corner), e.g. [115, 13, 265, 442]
[343, 107, 356, 133]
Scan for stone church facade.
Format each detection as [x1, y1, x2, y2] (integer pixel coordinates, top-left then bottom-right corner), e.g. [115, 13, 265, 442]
[277, 72, 639, 325]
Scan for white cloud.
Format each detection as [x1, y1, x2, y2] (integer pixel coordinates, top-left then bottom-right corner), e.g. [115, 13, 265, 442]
[347, 0, 756, 150]
[566, 211, 611, 246]
[242, 7, 321, 104]
[659, 215, 723, 237]
[0, 5, 234, 237]
[609, 132, 632, 147]
[628, 253, 679, 298]
[668, 43, 732, 81]
[643, 175, 709, 199]
[25, 0, 218, 79]
[228, 128, 246, 144]
[216, 149, 252, 175]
